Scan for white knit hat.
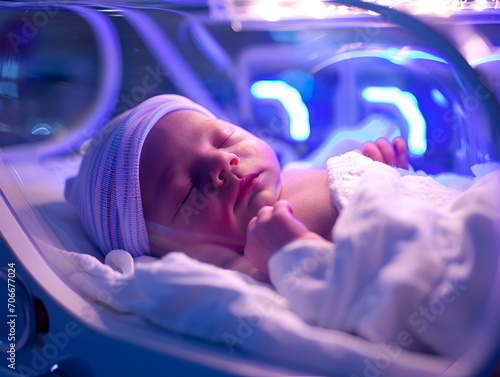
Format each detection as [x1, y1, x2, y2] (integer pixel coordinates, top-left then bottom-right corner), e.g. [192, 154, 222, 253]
[65, 94, 215, 257]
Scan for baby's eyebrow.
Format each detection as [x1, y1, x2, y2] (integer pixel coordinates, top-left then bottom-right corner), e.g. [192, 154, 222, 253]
[212, 118, 234, 131]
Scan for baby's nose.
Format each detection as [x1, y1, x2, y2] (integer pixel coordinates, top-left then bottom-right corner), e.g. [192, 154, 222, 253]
[209, 152, 239, 187]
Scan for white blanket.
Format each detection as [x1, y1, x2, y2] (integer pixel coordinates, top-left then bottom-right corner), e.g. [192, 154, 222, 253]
[270, 152, 500, 358]
[48, 153, 500, 376]
[52, 247, 452, 376]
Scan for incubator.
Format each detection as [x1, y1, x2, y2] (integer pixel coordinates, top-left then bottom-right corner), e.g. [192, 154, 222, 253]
[1, 1, 499, 376]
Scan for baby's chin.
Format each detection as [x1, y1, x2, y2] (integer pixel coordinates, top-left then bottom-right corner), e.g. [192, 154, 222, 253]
[247, 190, 278, 218]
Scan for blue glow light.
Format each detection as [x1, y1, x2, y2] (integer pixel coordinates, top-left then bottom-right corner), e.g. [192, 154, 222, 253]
[251, 80, 310, 141]
[313, 48, 447, 73]
[431, 88, 448, 108]
[469, 54, 500, 67]
[31, 123, 52, 136]
[362, 87, 427, 155]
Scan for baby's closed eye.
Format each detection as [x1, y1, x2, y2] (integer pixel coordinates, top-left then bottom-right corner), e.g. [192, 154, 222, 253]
[175, 179, 198, 218]
[217, 127, 235, 148]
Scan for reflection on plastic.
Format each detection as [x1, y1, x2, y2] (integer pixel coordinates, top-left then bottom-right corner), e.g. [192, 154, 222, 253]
[362, 86, 427, 155]
[251, 80, 311, 141]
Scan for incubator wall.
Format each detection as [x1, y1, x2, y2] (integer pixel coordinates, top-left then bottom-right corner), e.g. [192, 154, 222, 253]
[0, 2, 499, 377]
[1, 2, 499, 171]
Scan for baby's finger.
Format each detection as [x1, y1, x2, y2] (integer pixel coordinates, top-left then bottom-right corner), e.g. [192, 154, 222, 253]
[362, 142, 384, 163]
[254, 205, 274, 223]
[247, 206, 273, 234]
[272, 200, 297, 226]
[246, 215, 258, 233]
[274, 200, 311, 236]
[274, 199, 293, 214]
[393, 137, 409, 169]
[376, 138, 396, 166]
[256, 205, 274, 215]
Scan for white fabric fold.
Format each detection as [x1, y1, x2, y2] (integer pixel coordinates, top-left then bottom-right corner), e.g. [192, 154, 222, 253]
[327, 152, 461, 211]
[53, 247, 450, 376]
[270, 153, 500, 358]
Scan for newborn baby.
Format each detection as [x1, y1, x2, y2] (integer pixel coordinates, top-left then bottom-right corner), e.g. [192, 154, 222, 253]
[66, 94, 408, 283]
[66, 95, 500, 359]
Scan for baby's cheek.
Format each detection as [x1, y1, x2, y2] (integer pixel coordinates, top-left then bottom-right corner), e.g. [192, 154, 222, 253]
[241, 136, 272, 158]
[247, 191, 276, 220]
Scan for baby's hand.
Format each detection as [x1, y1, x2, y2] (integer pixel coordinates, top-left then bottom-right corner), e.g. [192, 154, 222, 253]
[359, 137, 409, 169]
[244, 200, 323, 277]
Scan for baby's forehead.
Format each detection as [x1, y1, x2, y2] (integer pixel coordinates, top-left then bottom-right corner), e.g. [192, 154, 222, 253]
[151, 112, 251, 150]
[152, 110, 229, 138]
[141, 111, 238, 165]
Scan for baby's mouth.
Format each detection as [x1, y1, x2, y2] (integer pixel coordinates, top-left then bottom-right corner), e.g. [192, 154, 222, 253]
[234, 173, 261, 209]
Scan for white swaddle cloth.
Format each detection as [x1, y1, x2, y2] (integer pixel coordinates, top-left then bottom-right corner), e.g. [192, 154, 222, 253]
[65, 94, 215, 257]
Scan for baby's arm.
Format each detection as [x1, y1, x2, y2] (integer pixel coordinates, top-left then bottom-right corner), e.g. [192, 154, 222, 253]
[245, 138, 410, 278]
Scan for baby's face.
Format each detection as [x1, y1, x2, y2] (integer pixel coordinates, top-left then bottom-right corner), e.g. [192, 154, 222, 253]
[139, 110, 282, 260]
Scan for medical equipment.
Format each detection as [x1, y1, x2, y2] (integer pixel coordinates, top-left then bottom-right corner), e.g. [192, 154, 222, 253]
[1, 1, 499, 376]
